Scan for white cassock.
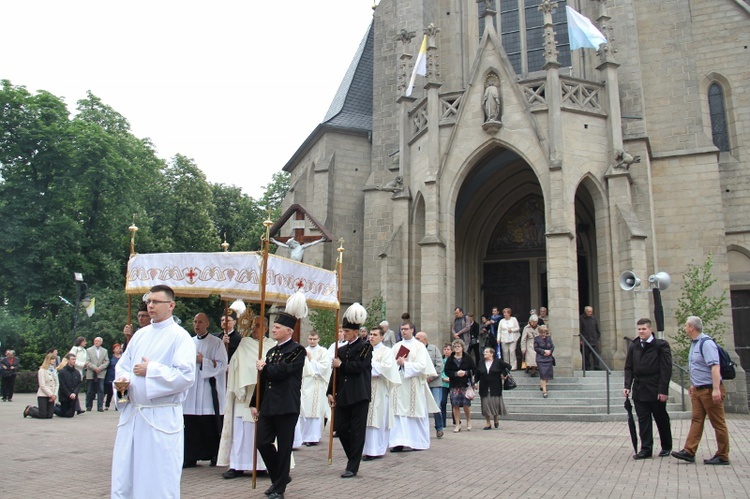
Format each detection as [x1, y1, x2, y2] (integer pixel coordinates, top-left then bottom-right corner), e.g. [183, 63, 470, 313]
[182, 333, 228, 461]
[388, 338, 440, 450]
[364, 343, 401, 457]
[217, 336, 276, 471]
[297, 344, 332, 443]
[111, 317, 196, 499]
[327, 340, 348, 361]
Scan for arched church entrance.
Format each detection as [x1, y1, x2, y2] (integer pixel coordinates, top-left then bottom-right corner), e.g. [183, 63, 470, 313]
[455, 149, 600, 335]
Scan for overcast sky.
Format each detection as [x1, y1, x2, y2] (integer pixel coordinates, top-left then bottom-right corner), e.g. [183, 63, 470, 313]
[2, 1, 376, 199]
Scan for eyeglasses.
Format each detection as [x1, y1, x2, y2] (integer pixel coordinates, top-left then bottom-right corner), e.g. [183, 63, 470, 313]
[145, 299, 172, 305]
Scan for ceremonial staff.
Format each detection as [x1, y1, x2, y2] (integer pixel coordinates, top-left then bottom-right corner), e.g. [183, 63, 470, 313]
[327, 239, 345, 465]
[221, 233, 231, 355]
[251, 211, 274, 489]
[125, 217, 138, 330]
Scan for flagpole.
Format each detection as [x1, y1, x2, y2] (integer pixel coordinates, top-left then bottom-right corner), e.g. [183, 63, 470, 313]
[327, 239, 344, 465]
[251, 211, 274, 490]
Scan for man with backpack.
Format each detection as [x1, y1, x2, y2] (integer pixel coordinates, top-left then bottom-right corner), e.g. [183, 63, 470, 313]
[672, 316, 731, 465]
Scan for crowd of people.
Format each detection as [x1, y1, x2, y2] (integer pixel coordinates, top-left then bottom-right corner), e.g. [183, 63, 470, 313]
[7, 286, 732, 499]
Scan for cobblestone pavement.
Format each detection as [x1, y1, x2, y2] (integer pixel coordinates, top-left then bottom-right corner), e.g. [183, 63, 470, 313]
[2, 392, 749, 498]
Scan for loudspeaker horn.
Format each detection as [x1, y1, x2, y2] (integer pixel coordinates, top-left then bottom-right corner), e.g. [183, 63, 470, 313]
[619, 271, 641, 291]
[648, 271, 671, 291]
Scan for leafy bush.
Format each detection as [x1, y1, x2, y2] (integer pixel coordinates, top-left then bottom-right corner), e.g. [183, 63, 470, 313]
[13, 371, 41, 393]
[673, 254, 729, 366]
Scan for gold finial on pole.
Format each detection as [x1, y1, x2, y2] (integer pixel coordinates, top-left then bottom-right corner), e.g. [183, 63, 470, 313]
[337, 238, 345, 263]
[128, 215, 138, 256]
[221, 232, 229, 252]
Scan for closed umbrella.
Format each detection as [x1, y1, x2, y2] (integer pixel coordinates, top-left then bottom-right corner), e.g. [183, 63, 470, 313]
[624, 396, 638, 453]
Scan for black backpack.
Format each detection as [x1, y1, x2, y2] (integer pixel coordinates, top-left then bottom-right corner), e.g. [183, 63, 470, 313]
[698, 337, 736, 381]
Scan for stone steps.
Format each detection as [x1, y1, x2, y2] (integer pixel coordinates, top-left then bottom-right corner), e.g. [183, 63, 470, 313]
[448, 370, 692, 423]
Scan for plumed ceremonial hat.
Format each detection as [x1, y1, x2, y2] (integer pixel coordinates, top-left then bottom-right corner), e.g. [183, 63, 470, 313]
[342, 302, 367, 330]
[274, 289, 309, 330]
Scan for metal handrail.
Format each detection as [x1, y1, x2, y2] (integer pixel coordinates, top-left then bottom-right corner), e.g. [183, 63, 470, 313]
[622, 336, 688, 411]
[578, 334, 612, 414]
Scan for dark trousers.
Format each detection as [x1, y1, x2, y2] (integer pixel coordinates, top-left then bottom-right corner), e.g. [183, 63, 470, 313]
[634, 398, 672, 454]
[86, 378, 104, 410]
[55, 397, 77, 418]
[28, 396, 54, 419]
[1, 376, 17, 400]
[257, 412, 297, 494]
[468, 342, 481, 366]
[440, 386, 450, 426]
[104, 380, 114, 408]
[581, 342, 600, 370]
[335, 400, 369, 473]
[184, 414, 223, 463]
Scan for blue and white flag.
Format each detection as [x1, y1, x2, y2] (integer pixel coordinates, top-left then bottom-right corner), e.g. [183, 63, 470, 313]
[566, 6, 607, 50]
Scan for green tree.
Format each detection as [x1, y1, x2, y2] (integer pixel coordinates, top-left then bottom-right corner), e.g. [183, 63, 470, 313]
[309, 308, 338, 347]
[210, 183, 264, 251]
[673, 254, 729, 365]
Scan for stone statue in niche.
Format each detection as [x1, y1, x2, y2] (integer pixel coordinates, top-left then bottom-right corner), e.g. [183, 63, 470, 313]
[482, 74, 503, 133]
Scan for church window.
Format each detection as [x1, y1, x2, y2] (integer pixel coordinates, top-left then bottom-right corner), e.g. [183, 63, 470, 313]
[480, 0, 571, 76]
[708, 83, 730, 152]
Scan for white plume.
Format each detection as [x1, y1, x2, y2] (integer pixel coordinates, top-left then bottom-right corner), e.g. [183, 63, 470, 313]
[229, 299, 246, 316]
[343, 302, 367, 324]
[285, 290, 308, 319]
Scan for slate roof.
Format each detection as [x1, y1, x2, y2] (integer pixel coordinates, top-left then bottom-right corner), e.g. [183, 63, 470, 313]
[322, 22, 373, 130]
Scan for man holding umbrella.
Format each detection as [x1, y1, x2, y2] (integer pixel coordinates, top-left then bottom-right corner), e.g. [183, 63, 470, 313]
[623, 318, 673, 459]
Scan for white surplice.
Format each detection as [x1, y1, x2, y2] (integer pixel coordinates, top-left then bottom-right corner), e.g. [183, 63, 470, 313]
[363, 343, 401, 457]
[111, 317, 196, 499]
[388, 337, 439, 450]
[298, 344, 332, 443]
[183, 333, 227, 415]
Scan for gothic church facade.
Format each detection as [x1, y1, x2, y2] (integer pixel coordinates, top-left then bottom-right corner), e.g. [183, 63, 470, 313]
[280, 1, 749, 409]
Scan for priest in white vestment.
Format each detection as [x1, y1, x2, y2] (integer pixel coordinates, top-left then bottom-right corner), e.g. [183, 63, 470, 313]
[363, 326, 401, 459]
[389, 322, 440, 451]
[217, 316, 276, 478]
[182, 313, 228, 467]
[111, 285, 196, 499]
[298, 331, 332, 445]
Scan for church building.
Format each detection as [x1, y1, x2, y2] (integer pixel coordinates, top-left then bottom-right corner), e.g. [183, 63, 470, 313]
[280, 1, 749, 409]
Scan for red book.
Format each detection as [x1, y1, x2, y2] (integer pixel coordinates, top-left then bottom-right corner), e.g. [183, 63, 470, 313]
[396, 344, 410, 359]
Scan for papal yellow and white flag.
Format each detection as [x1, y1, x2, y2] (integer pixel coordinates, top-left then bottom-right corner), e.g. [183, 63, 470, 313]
[85, 297, 96, 317]
[405, 35, 427, 97]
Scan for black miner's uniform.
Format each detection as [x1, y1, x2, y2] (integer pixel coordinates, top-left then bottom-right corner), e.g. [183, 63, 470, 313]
[251, 338, 306, 496]
[327, 336, 373, 475]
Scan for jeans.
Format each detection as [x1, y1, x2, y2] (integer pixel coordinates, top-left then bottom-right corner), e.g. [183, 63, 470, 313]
[440, 387, 450, 427]
[430, 387, 444, 430]
[86, 377, 105, 410]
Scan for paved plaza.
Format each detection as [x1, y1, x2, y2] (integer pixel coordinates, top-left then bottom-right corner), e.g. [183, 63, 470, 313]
[2, 392, 749, 498]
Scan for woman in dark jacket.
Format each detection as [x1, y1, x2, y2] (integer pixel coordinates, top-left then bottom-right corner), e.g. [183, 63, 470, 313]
[474, 347, 512, 430]
[104, 343, 122, 410]
[1, 349, 20, 401]
[534, 325, 555, 398]
[444, 339, 476, 432]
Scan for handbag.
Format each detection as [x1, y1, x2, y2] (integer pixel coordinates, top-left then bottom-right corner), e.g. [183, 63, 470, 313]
[503, 373, 517, 390]
[465, 385, 476, 400]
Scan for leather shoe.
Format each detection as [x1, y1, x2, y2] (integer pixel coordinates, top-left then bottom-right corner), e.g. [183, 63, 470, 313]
[633, 451, 652, 460]
[658, 449, 671, 457]
[671, 450, 695, 463]
[264, 476, 291, 496]
[267, 493, 284, 499]
[704, 456, 730, 465]
[222, 469, 244, 479]
[390, 446, 405, 452]
[340, 470, 356, 478]
[182, 461, 197, 469]
[362, 455, 374, 461]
